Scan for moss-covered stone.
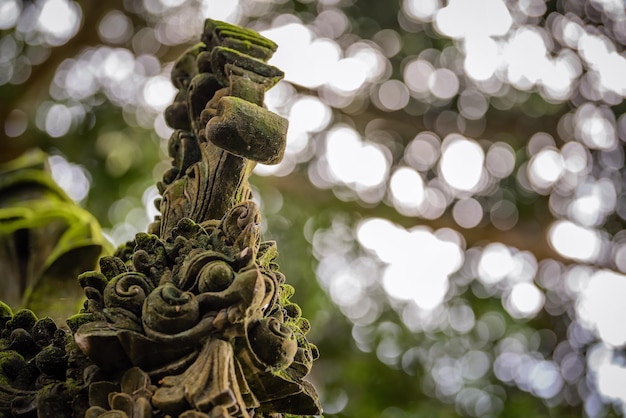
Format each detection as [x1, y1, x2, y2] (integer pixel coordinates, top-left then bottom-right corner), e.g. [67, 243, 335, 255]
[0, 18, 320, 418]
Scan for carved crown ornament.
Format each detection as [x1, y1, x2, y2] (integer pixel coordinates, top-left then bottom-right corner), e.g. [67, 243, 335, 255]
[0, 19, 322, 418]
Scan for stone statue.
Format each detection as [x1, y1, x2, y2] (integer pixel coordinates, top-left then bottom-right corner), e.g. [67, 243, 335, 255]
[0, 149, 111, 323]
[0, 19, 321, 417]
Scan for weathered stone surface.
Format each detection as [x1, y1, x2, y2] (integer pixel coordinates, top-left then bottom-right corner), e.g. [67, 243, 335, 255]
[0, 18, 320, 418]
[0, 306, 84, 418]
[73, 200, 320, 416]
[155, 19, 287, 239]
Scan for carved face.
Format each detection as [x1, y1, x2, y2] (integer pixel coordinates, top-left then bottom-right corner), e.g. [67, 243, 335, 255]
[70, 18, 321, 416]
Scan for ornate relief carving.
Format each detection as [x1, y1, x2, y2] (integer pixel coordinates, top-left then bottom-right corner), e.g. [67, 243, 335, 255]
[0, 19, 321, 418]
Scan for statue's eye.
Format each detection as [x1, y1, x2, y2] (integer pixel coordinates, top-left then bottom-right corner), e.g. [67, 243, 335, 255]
[198, 260, 235, 292]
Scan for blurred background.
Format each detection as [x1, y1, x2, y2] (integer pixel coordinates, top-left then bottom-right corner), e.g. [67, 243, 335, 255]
[1, 0, 626, 416]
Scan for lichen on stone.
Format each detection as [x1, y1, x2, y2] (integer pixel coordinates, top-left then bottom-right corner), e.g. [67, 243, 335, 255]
[0, 18, 321, 418]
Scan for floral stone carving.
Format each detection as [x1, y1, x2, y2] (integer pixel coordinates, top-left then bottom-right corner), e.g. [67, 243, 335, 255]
[0, 19, 321, 417]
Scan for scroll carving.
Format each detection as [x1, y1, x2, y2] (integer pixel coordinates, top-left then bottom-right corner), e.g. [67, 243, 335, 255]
[0, 19, 321, 418]
[153, 19, 288, 240]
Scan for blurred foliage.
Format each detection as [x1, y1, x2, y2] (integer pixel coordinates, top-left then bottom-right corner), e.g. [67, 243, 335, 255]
[1, 0, 626, 417]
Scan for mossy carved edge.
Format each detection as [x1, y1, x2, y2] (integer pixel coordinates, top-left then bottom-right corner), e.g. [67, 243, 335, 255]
[0, 19, 321, 418]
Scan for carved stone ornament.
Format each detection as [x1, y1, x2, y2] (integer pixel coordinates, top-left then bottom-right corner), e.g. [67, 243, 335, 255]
[0, 20, 322, 417]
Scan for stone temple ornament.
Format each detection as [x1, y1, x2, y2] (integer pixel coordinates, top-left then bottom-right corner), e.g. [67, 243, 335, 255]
[0, 20, 322, 417]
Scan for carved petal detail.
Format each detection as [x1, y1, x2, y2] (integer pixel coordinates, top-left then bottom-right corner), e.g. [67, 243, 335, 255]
[0, 18, 322, 418]
[152, 339, 255, 417]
